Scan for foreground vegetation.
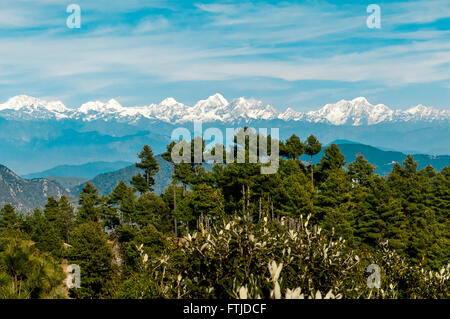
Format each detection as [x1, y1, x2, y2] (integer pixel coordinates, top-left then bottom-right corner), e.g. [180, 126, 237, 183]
[0, 130, 449, 298]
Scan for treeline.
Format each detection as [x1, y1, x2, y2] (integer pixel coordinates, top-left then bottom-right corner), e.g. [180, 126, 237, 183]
[0, 129, 448, 298]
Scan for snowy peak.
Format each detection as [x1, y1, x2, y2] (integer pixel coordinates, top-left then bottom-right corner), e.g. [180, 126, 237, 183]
[400, 104, 447, 122]
[353, 96, 367, 102]
[187, 94, 230, 122]
[0, 95, 69, 119]
[0, 94, 448, 125]
[0, 95, 46, 111]
[306, 97, 394, 125]
[279, 107, 304, 121]
[406, 104, 435, 115]
[227, 97, 279, 121]
[194, 93, 229, 109]
[78, 99, 123, 114]
[159, 97, 180, 106]
[0, 95, 68, 112]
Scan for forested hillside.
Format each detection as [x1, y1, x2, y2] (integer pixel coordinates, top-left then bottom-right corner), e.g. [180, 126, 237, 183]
[308, 142, 450, 175]
[23, 161, 132, 179]
[0, 165, 68, 211]
[70, 156, 174, 196]
[0, 130, 448, 299]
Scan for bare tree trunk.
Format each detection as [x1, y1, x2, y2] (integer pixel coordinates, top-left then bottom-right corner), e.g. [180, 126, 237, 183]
[259, 197, 262, 221]
[310, 155, 314, 188]
[246, 185, 250, 219]
[172, 166, 178, 237]
[173, 180, 177, 210]
[271, 201, 274, 221]
[242, 184, 246, 215]
[174, 218, 178, 237]
[270, 197, 274, 220]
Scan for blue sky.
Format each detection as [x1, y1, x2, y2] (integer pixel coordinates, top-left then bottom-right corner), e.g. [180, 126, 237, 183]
[0, 0, 449, 111]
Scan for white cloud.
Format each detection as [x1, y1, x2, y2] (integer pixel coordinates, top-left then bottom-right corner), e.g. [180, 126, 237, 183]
[134, 17, 169, 34]
[195, 3, 238, 14]
[0, 0, 449, 106]
[385, 0, 450, 24]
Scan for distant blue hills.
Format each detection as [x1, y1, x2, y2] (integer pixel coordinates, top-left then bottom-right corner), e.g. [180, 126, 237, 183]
[23, 140, 450, 197]
[1, 116, 449, 176]
[23, 160, 132, 179]
[20, 140, 450, 182]
[305, 141, 450, 175]
[1, 140, 449, 211]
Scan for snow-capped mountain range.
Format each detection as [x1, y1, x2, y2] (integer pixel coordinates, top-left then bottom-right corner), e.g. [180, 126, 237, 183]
[0, 94, 448, 126]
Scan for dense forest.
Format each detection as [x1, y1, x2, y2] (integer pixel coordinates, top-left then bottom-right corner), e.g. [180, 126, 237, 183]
[0, 128, 448, 299]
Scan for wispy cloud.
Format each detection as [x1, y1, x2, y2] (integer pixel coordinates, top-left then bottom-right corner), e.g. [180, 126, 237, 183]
[195, 3, 238, 14]
[133, 17, 169, 34]
[0, 0, 449, 109]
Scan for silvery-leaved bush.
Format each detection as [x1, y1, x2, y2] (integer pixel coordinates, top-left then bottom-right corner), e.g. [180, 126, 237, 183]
[125, 214, 448, 299]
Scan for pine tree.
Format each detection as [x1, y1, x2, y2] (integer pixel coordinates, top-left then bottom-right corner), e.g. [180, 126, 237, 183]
[0, 204, 18, 229]
[316, 169, 351, 226]
[317, 143, 346, 182]
[130, 173, 148, 195]
[43, 197, 59, 222]
[174, 162, 194, 197]
[431, 166, 449, 224]
[161, 141, 179, 236]
[348, 153, 375, 186]
[135, 193, 170, 231]
[279, 173, 313, 218]
[189, 184, 225, 222]
[136, 145, 159, 192]
[345, 154, 384, 248]
[304, 134, 322, 188]
[387, 155, 443, 267]
[30, 207, 63, 257]
[173, 184, 224, 233]
[58, 196, 75, 242]
[190, 136, 206, 167]
[43, 196, 74, 243]
[280, 134, 304, 160]
[77, 182, 102, 223]
[109, 181, 137, 224]
[69, 222, 115, 299]
[0, 238, 65, 298]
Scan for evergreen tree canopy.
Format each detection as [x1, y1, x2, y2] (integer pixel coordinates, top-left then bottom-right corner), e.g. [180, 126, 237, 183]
[304, 134, 322, 187]
[69, 222, 115, 299]
[136, 145, 159, 192]
[280, 134, 304, 160]
[77, 182, 102, 223]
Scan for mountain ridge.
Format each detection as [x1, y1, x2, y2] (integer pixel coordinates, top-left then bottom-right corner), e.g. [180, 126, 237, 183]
[23, 160, 133, 179]
[0, 164, 69, 211]
[1, 142, 449, 211]
[1, 94, 448, 126]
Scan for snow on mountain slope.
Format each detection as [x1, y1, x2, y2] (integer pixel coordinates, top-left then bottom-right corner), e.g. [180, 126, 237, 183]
[186, 93, 230, 122]
[0, 94, 448, 125]
[278, 107, 304, 121]
[304, 97, 394, 125]
[0, 95, 70, 120]
[400, 104, 450, 122]
[228, 97, 279, 121]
